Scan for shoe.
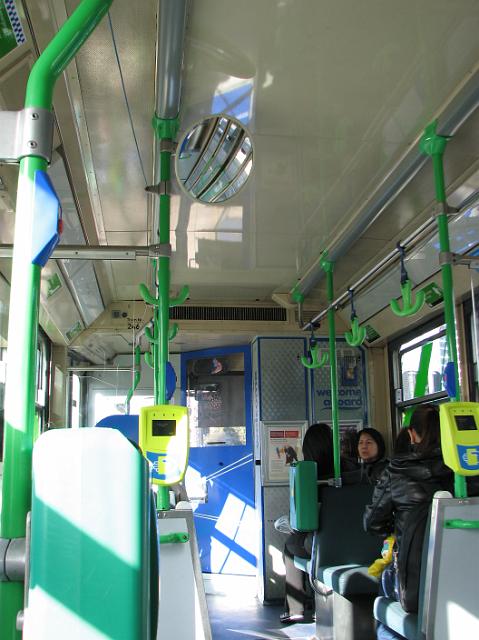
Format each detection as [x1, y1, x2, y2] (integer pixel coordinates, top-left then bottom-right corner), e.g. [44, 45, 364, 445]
[279, 612, 310, 624]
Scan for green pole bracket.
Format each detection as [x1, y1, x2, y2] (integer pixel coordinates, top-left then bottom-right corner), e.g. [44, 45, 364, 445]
[157, 486, 170, 511]
[152, 115, 180, 140]
[320, 252, 341, 482]
[0, 1, 114, 637]
[403, 342, 433, 428]
[159, 532, 190, 544]
[301, 341, 329, 369]
[125, 345, 141, 414]
[444, 519, 479, 530]
[291, 288, 304, 304]
[419, 119, 466, 498]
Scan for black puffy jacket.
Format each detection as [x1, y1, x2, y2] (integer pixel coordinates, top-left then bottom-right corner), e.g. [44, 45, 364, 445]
[363, 447, 453, 546]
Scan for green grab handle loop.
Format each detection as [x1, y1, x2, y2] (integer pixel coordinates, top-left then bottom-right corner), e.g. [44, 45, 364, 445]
[170, 285, 189, 308]
[145, 325, 159, 345]
[168, 323, 179, 341]
[344, 316, 366, 347]
[159, 532, 190, 544]
[139, 282, 159, 307]
[145, 351, 154, 369]
[444, 519, 479, 530]
[390, 280, 425, 317]
[301, 344, 329, 369]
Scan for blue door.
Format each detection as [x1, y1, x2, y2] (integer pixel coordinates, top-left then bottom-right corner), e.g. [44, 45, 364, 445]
[181, 345, 256, 575]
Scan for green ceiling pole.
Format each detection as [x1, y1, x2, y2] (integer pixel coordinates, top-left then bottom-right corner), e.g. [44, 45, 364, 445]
[420, 120, 466, 499]
[321, 253, 341, 483]
[0, 2, 114, 636]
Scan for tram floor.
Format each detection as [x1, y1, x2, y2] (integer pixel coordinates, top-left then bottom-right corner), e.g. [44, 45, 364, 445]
[204, 574, 316, 640]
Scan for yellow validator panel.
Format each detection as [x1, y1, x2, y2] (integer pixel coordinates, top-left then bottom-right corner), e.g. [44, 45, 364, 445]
[139, 405, 189, 485]
[440, 402, 479, 476]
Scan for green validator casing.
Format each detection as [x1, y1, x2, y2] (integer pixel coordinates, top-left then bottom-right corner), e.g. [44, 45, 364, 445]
[289, 461, 318, 532]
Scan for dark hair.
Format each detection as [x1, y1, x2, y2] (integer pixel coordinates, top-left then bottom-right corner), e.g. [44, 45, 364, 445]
[302, 423, 334, 478]
[408, 404, 440, 453]
[394, 428, 411, 455]
[356, 427, 386, 462]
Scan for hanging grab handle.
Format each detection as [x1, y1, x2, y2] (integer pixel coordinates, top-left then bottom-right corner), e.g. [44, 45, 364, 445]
[301, 336, 329, 369]
[390, 243, 425, 317]
[344, 288, 366, 347]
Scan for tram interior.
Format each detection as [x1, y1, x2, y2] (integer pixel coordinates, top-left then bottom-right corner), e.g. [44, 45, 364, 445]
[1, 1, 479, 639]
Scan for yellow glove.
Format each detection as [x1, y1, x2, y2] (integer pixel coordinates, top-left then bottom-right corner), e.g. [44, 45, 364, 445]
[367, 535, 396, 577]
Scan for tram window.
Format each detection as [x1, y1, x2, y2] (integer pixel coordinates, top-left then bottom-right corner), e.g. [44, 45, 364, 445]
[186, 353, 246, 447]
[399, 324, 448, 402]
[390, 320, 450, 432]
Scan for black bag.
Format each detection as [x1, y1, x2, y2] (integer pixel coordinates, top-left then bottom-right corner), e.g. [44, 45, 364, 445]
[397, 502, 430, 613]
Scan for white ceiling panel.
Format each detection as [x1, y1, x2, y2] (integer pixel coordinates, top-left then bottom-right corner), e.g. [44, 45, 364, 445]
[14, 0, 479, 352]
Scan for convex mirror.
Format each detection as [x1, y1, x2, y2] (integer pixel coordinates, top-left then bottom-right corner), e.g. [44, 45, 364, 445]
[176, 115, 253, 203]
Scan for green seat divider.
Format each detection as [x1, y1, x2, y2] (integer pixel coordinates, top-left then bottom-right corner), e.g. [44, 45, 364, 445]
[289, 461, 318, 532]
[24, 428, 154, 640]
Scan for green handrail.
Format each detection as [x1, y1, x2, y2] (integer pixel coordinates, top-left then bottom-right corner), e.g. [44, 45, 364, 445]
[0, 2, 114, 637]
[125, 345, 141, 414]
[159, 532, 190, 544]
[320, 252, 341, 483]
[444, 519, 479, 530]
[419, 119, 466, 499]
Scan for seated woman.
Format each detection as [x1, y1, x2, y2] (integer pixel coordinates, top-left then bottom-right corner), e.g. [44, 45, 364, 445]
[280, 422, 334, 624]
[357, 427, 388, 484]
[280, 423, 357, 624]
[363, 404, 452, 640]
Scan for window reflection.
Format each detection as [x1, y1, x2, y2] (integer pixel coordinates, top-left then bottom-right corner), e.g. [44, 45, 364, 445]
[187, 353, 246, 447]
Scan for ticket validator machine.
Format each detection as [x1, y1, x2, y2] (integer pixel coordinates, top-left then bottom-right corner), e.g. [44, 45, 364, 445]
[439, 402, 479, 474]
[139, 404, 212, 640]
[139, 404, 190, 486]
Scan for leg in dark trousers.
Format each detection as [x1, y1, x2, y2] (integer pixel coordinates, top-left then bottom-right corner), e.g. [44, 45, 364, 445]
[282, 532, 312, 619]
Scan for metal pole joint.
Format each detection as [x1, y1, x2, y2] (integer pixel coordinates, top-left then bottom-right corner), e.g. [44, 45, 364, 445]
[0, 108, 54, 164]
[0, 537, 26, 582]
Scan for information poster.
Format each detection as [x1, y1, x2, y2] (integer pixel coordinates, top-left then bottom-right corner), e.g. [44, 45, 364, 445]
[262, 423, 306, 484]
[0, 1, 26, 60]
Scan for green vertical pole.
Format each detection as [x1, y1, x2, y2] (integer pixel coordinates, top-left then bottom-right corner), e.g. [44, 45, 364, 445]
[0, 1, 114, 636]
[321, 256, 340, 482]
[420, 121, 466, 498]
[157, 147, 171, 405]
[152, 117, 178, 510]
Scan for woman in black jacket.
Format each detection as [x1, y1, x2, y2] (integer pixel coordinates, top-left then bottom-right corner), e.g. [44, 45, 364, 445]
[363, 404, 452, 640]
